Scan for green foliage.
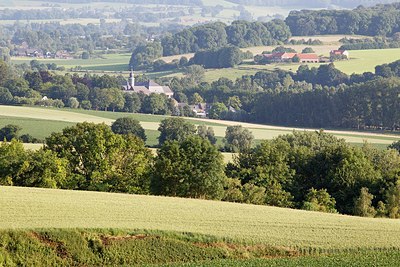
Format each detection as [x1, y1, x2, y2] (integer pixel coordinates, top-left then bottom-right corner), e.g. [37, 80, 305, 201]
[142, 93, 169, 115]
[190, 93, 204, 105]
[45, 122, 152, 193]
[0, 124, 22, 141]
[158, 117, 196, 145]
[67, 97, 79, 109]
[0, 140, 67, 188]
[385, 182, 400, 218]
[184, 65, 205, 84]
[302, 47, 315, 53]
[111, 117, 147, 141]
[272, 46, 296, 53]
[197, 125, 217, 145]
[152, 136, 225, 200]
[388, 140, 400, 153]
[224, 125, 254, 153]
[0, 87, 13, 104]
[130, 42, 163, 70]
[208, 102, 228, 120]
[353, 187, 377, 217]
[286, 3, 400, 36]
[192, 46, 244, 69]
[302, 188, 337, 213]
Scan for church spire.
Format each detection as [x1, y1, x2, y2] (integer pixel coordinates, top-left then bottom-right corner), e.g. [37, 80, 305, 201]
[128, 68, 135, 88]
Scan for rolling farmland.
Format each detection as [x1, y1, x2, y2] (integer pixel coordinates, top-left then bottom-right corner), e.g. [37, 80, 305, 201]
[2, 186, 400, 251]
[0, 105, 398, 148]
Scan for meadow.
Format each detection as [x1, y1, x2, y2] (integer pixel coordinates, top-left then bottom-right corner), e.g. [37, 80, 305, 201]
[1, 105, 399, 149]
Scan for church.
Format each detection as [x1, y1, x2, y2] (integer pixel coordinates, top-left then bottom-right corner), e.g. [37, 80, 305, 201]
[122, 70, 174, 98]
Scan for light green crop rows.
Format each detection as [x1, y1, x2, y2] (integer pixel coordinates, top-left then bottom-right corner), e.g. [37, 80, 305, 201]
[1, 186, 400, 251]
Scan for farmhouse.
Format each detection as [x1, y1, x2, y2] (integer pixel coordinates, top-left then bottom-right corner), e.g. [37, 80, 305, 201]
[330, 50, 349, 60]
[122, 70, 174, 98]
[330, 49, 349, 57]
[296, 53, 320, 63]
[176, 102, 208, 117]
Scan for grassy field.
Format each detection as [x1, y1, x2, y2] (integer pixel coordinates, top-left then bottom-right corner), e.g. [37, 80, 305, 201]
[11, 53, 131, 72]
[2, 186, 400, 250]
[1, 105, 398, 148]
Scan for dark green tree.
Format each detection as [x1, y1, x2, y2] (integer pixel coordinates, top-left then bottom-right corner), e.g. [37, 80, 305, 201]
[224, 125, 254, 153]
[158, 117, 196, 145]
[0, 124, 22, 141]
[111, 117, 147, 141]
[353, 187, 377, 217]
[197, 125, 217, 145]
[302, 188, 337, 213]
[208, 102, 228, 120]
[45, 122, 152, 193]
[152, 136, 225, 199]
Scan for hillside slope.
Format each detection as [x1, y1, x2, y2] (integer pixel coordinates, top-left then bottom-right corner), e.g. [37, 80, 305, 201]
[1, 186, 400, 250]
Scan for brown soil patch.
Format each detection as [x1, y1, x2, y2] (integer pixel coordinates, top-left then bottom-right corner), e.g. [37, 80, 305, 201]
[30, 232, 70, 259]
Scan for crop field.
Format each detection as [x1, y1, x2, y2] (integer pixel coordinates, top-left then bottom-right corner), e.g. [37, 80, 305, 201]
[1, 105, 398, 148]
[2, 186, 400, 250]
[162, 251, 400, 266]
[11, 53, 131, 72]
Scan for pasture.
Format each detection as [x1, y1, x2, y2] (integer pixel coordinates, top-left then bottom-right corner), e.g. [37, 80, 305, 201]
[0, 105, 398, 148]
[2, 186, 400, 250]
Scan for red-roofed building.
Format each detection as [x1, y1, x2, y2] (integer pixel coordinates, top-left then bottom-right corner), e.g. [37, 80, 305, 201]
[296, 53, 320, 63]
[330, 50, 349, 59]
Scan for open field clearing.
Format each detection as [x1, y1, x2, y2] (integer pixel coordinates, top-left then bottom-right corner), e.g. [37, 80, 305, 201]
[333, 48, 400, 74]
[2, 186, 400, 250]
[1, 105, 398, 147]
[11, 53, 131, 72]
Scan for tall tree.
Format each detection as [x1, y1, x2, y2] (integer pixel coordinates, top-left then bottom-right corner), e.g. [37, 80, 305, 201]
[152, 136, 225, 199]
[158, 117, 196, 145]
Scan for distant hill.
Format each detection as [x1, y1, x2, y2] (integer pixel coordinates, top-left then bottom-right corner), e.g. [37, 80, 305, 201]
[226, 0, 399, 8]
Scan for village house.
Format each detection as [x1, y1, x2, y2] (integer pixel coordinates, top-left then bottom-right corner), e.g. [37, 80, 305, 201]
[122, 70, 174, 98]
[296, 53, 320, 63]
[330, 50, 349, 60]
[176, 102, 208, 118]
[54, 50, 73, 59]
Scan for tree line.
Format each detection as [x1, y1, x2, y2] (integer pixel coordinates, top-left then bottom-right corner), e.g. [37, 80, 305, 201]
[2, 119, 400, 219]
[4, 57, 400, 132]
[164, 59, 400, 131]
[285, 3, 400, 36]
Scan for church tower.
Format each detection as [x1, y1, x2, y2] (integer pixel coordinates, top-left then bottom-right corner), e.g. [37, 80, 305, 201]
[128, 69, 135, 88]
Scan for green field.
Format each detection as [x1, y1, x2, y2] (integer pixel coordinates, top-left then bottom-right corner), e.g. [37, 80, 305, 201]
[1, 105, 398, 148]
[11, 53, 131, 72]
[2, 186, 400, 250]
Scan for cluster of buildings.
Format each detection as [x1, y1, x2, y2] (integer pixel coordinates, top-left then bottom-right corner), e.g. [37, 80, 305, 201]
[259, 49, 349, 64]
[12, 42, 73, 59]
[122, 70, 174, 98]
[122, 70, 211, 117]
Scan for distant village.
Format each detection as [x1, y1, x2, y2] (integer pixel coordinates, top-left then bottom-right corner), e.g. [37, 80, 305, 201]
[12, 42, 73, 59]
